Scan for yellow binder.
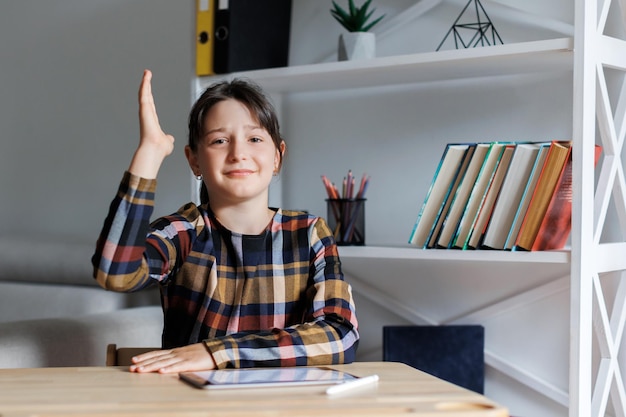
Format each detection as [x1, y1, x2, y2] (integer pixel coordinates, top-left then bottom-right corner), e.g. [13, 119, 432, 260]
[196, 0, 215, 76]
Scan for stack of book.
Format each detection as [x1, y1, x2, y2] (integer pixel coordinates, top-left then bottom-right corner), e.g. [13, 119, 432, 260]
[408, 141, 601, 251]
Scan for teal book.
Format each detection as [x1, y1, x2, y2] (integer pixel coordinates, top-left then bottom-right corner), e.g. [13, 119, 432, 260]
[452, 142, 506, 250]
[408, 143, 471, 248]
[466, 143, 516, 249]
[436, 143, 491, 248]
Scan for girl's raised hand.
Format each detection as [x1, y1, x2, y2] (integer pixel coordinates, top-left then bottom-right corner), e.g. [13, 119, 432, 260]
[129, 69, 175, 179]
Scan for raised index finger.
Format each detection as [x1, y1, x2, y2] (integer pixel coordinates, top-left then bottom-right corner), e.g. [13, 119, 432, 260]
[138, 69, 153, 103]
[138, 69, 162, 137]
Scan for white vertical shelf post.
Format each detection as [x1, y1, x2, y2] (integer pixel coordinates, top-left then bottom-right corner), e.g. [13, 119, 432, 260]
[570, 0, 596, 414]
[571, 0, 626, 416]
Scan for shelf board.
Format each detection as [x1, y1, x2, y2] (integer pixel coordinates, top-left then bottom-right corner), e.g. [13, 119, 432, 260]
[338, 245, 570, 264]
[197, 38, 574, 94]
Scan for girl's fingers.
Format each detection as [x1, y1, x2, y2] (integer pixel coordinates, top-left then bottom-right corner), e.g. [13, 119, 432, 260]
[129, 344, 216, 374]
[138, 70, 159, 131]
[131, 348, 169, 363]
[138, 69, 153, 105]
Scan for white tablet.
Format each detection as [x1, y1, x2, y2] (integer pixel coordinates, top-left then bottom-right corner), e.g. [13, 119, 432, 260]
[179, 366, 358, 390]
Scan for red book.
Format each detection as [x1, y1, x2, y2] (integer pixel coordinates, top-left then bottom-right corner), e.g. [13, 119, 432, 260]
[530, 144, 602, 251]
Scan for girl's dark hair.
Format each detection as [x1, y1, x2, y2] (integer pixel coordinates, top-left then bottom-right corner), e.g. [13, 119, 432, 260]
[188, 78, 284, 204]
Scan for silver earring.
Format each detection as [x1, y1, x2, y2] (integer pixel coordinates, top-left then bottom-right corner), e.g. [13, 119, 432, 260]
[195, 174, 203, 180]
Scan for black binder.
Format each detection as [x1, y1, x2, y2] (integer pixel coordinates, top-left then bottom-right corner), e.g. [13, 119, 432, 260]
[214, 0, 292, 74]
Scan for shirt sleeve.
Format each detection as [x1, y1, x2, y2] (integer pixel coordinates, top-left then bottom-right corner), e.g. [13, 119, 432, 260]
[204, 217, 360, 368]
[91, 171, 199, 292]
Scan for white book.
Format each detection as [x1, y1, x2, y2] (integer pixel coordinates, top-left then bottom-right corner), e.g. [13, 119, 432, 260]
[481, 143, 542, 249]
[503, 143, 551, 250]
[408, 144, 470, 248]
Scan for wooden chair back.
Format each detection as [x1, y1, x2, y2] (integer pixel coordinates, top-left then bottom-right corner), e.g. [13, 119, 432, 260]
[105, 343, 159, 366]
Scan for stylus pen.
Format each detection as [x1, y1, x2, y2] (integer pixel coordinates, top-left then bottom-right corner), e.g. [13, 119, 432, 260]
[325, 374, 379, 395]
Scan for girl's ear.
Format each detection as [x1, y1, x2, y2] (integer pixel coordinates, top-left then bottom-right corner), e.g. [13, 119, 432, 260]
[185, 146, 201, 177]
[275, 141, 286, 171]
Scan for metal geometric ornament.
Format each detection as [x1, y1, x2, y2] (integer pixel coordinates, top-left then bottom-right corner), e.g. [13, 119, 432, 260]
[436, 0, 503, 51]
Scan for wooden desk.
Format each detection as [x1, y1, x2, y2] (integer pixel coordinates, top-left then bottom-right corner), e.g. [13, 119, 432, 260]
[0, 362, 508, 416]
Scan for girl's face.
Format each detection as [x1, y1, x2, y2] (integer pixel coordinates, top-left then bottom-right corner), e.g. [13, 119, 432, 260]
[186, 98, 284, 206]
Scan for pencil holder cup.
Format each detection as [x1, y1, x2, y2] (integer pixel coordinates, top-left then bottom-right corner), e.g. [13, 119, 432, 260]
[326, 198, 366, 246]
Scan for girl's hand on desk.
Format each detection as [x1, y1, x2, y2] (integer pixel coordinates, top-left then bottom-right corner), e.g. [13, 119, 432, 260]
[129, 343, 216, 374]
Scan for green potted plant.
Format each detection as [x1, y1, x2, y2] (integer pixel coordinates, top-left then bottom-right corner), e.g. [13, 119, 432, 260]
[331, 0, 385, 61]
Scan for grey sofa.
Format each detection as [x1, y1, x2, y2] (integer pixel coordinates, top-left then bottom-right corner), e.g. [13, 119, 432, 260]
[0, 235, 163, 368]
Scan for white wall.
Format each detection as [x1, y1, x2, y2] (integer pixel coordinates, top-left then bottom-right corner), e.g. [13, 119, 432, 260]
[0, 0, 194, 241]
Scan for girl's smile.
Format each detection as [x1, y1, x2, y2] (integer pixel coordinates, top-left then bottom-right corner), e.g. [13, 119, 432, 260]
[224, 168, 255, 177]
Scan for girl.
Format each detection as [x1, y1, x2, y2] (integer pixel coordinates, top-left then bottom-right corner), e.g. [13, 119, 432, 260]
[92, 70, 359, 373]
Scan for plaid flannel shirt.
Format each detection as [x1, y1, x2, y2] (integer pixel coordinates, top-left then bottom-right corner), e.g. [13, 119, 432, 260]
[92, 172, 359, 369]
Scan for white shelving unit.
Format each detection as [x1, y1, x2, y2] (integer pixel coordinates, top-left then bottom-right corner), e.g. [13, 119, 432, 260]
[194, 3, 626, 413]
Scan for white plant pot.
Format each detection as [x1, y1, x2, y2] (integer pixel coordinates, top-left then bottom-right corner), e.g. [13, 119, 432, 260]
[338, 32, 376, 61]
